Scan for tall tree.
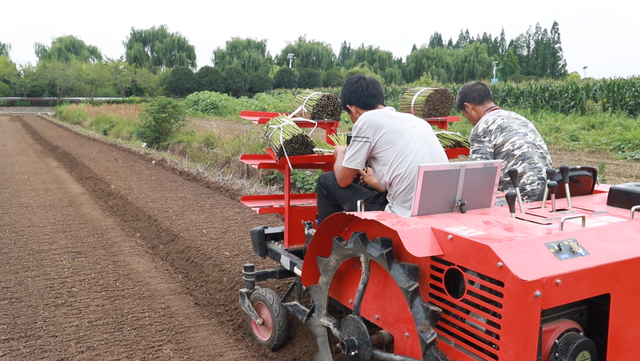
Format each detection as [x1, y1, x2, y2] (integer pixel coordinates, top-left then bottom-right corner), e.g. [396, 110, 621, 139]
[501, 50, 521, 81]
[428, 32, 444, 48]
[337, 41, 352, 67]
[75, 61, 112, 100]
[275, 36, 335, 71]
[34, 35, 102, 63]
[108, 59, 135, 97]
[134, 67, 163, 97]
[124, 25, 196, 71]
[212, 37, 273, 74]
[452, 43, 493, 83]
[405, 46, 455, 83]
[498, 28, 507, 58]
[39, 61, 75, 98]
[344, 45, 395, 75]
[548, 21, 568, 78]
[0, 41, 10, 57]
[454, 29, 471, 49]
[16, 63, 46, 97]
[0, 55, 18, 96]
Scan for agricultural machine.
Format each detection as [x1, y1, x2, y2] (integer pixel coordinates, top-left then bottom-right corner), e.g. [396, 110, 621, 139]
[237, 111, 640, 361]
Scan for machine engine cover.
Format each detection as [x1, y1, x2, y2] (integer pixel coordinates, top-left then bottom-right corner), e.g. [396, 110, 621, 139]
[606, 182, 640, 209]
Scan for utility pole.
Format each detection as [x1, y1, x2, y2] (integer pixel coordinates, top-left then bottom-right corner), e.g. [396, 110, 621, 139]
[287, 53, 295, 69]
[491, 61, 503, 84]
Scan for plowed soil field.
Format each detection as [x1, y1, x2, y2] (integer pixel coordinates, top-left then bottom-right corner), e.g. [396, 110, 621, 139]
[0, 114, 316, 361]
[2, 114, 639, 361]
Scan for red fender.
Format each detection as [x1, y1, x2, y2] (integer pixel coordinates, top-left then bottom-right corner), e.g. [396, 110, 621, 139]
[301, 211, 444, 288]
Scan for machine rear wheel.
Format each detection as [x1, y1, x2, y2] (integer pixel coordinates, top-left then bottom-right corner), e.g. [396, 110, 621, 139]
[247, 287, 289, 351]
[308, 231, 448, 360]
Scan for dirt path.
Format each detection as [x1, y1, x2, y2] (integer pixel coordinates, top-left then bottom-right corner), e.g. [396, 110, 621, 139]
[0, 115, 315, 360]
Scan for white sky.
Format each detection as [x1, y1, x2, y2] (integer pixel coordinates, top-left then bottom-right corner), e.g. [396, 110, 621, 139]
[2, 0, 638, 79]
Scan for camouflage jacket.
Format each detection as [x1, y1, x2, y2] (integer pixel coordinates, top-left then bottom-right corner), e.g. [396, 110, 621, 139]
[470, 108, 553, 201]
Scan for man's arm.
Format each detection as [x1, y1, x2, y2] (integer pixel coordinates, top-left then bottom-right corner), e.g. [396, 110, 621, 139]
[333, 145, 359, 188]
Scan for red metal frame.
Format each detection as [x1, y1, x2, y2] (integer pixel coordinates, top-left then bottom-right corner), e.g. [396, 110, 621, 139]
[425, 115, 462, 130]
[240, 110, 339, 144]
[240, 149, 334, 249]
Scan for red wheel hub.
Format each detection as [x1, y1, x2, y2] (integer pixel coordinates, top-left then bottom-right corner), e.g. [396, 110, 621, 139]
[251, 301, 273, 341]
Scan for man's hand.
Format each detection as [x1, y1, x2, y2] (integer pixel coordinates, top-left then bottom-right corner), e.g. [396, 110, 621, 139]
[333, 145, 359, 187]
[333, 145, 347, 160]
[358, 168, 384, 192]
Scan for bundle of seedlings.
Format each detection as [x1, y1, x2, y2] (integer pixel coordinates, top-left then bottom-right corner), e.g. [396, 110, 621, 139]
[293, 90, 343, 121]
[314, 133, 349, 153]
[398, 87, 455, 118]
[434, 128, 471, 148]
[264, 114, 316, 160]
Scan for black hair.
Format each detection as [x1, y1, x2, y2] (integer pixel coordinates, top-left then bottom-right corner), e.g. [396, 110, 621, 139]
[456, 81, 494, 111]
[340, 74, 385, 113]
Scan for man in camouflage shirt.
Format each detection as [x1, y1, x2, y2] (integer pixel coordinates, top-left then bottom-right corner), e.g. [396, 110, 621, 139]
[456, 81, 553, 201]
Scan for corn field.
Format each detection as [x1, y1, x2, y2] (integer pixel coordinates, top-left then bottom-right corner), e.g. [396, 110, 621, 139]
[490, 78, 640, 117]
[383, 77, 640, 118]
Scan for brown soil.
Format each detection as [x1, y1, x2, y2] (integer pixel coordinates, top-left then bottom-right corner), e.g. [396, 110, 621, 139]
[1, 114, 639, 361]
[0, 114, 315, 361]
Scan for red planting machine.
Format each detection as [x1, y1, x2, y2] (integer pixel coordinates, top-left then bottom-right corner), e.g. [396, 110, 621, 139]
[238, 110, 640, 361]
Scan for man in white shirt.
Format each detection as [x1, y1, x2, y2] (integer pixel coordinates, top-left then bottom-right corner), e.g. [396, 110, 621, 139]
[316, 75, 448, 224]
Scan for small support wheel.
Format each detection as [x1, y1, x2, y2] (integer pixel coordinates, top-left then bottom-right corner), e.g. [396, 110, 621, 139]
[247, 287, 289, 351]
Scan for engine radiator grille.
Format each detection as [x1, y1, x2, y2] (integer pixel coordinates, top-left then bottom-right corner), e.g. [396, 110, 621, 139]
[428, 257, 505, 360]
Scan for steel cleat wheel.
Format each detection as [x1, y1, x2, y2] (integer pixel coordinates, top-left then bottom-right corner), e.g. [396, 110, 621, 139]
[307, 231, 448, 361]
[247, 287, 289, 351]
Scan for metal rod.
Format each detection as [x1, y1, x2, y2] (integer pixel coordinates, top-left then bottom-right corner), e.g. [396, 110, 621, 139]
[632, 205, 640, 220]
[560, 214, 586, 231]
[515, 188, 525, 214]
[565, 183, 572, 208]
[352, 255, 370, 318]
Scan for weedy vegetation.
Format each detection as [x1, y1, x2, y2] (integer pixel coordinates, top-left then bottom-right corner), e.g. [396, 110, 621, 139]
[52, 78, 640, 193]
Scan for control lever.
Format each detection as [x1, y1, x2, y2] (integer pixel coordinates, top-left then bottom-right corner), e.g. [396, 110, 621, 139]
[456, 200, 467, 213]
[540, 168, 557, 208]
[559, 165, 572, 208]
[507, 168, 525, 214]
[505, 191, 517, 218]
[547, 181, 558, 212]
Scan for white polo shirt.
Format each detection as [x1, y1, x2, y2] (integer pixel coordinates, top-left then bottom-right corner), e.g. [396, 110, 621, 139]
[342, 107, 449, 217]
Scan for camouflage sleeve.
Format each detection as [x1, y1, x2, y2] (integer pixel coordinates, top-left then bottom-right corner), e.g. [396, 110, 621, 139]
[469, 121, 495, 161]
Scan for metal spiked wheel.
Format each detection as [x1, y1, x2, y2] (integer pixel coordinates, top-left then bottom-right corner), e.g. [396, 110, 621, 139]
[307, 231, 448, 361]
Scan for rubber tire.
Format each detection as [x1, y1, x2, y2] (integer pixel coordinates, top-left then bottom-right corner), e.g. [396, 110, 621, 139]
[247, 287, 289, 351]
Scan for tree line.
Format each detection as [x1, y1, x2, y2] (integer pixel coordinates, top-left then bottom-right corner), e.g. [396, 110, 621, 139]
[0, 22, 570, 99]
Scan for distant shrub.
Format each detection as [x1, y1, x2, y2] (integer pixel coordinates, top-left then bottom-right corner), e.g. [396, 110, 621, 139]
[165, 66, 199, 97]
[135, 97, 187, 149]
[298, 69, 321, 89]
[249, 73, 274, 95]
[322, 69, 344, 87]
[223, 66, 250, 97]
[274, 67, 297, 89]
[197, 66, 225, 93]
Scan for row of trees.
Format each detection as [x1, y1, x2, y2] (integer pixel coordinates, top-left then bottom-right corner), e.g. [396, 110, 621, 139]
[0, 22, 570, 99]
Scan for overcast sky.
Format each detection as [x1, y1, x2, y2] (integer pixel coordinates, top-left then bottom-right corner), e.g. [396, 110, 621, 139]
[2, 0, 638, 79]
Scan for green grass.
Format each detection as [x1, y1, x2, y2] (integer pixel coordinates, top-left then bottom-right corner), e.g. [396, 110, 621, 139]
[53, 90, 640, 194]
